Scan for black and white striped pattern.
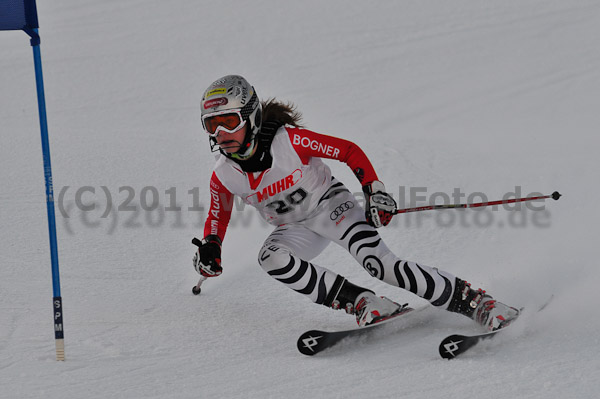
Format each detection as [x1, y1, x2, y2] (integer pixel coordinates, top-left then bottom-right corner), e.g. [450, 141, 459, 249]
[257, 181, 457, 310]
[337, 218, 455, 308]
[317, 180, 350, 206]
[392, 261, 454, 307]
[258, 240, 339, 305]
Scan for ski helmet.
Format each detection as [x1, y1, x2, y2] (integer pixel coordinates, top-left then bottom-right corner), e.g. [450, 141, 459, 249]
[201, 75, 262, 159]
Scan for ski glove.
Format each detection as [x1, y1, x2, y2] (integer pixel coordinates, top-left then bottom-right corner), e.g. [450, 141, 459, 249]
[193, 235, 223, 277]
[363, 180, 397, 228]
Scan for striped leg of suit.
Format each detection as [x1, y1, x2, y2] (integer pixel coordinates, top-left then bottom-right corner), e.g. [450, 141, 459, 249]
[257, 224, 343, 305]
[304, 185, 458, 309]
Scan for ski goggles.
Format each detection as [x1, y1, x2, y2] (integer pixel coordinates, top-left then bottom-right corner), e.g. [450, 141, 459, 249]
[202, 109, 247, 137]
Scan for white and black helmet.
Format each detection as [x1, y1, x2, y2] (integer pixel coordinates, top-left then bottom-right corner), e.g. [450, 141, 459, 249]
[201, 75, 262, 158]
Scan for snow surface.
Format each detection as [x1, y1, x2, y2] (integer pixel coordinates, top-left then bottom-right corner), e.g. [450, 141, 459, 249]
[1, 0, 599, 398]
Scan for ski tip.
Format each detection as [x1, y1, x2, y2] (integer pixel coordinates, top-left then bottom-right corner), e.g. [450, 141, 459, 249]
[537, 295, 554, 312]
[297, 330, 326, 356]
[439, 334, 466, 360]
[551, 191, 561, 200]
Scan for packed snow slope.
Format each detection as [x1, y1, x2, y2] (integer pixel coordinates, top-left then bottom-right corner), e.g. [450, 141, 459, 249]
[1, 1, 599, 398]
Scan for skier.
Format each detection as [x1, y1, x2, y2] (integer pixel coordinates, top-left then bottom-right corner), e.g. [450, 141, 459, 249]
[193, 74, 519, 330]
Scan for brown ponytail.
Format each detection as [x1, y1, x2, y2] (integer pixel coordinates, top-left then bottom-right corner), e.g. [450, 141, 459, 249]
[260, 98, 304, 128]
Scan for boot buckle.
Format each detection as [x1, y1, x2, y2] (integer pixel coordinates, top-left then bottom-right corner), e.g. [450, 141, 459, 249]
[469, 289, 486, 309]
[461, 282, 472, 301]
[345, 303, 354, 314]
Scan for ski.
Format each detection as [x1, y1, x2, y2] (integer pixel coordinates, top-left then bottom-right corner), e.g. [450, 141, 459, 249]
[297, 305, 414, 356]
[439, 296, 553, 359]
[439, 329, 504, 359]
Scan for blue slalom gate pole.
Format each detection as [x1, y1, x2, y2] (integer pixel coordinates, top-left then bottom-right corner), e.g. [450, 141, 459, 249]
[29, 28, 65, 361]
[1, 0, 64, 361]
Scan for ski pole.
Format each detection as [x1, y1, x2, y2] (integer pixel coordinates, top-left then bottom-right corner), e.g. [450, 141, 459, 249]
[192, 237, 207, 295]
[192, 275, 207, 296]
[393, 191, 561, 215]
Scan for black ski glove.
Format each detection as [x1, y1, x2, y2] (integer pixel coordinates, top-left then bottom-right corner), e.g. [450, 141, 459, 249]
[363, 180, 397, 228]
[193, 235, 223, 277]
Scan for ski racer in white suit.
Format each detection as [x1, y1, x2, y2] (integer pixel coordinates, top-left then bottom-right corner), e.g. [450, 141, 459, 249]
[194, 75, 519, 330]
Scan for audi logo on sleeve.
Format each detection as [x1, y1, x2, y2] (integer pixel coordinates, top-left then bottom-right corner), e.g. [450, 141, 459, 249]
[330, 201, 354, 220]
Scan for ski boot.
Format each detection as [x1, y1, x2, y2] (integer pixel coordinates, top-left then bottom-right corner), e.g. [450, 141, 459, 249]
[326, 277, 402, 327]
[354, 291, 403, 327]
[447, 278, 520, 331]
